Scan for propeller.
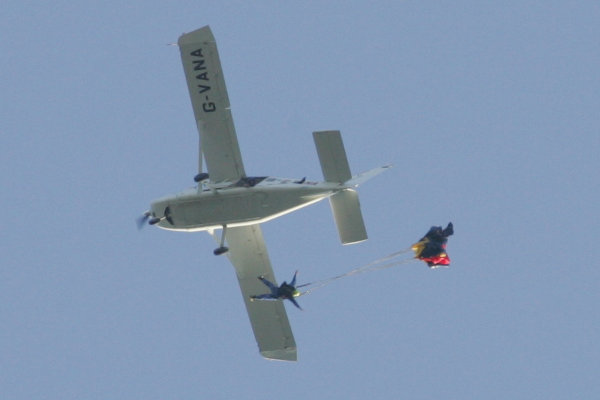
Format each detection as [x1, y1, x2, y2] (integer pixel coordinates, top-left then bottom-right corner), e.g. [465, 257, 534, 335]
[136, 211, 151, 230]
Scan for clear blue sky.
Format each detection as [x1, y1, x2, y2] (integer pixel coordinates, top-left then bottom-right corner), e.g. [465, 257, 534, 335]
[2, 1, 599, 399]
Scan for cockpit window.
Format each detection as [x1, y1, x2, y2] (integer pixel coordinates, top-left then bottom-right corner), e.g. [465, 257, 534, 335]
[235, 177, 267, 187]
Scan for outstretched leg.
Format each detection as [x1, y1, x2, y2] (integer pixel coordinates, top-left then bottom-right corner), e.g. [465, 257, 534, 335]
[289, 297, 303, 310]
[250, 293, 277, 301]
[290, 270, 298, 287]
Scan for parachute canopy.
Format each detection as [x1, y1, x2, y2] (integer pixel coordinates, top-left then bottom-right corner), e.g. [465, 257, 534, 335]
[412, 222, 453, 268]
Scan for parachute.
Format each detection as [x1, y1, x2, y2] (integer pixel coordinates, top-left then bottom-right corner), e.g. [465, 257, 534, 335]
[295, 222, 455, 296]
[252, 223, 455, 305]
[411, 222, 453, 268]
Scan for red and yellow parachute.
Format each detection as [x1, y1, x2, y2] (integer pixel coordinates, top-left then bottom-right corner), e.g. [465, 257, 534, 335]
[412, 222, 453, 268]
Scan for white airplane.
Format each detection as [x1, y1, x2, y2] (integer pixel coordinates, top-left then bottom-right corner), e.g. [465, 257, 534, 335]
[139, 26, 390, 361]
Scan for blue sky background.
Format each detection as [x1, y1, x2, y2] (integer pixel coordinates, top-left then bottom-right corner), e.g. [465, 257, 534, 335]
[2, 1, 599, 399]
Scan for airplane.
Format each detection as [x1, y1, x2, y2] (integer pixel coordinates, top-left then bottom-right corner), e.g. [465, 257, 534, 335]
[138, 25, 390, 361]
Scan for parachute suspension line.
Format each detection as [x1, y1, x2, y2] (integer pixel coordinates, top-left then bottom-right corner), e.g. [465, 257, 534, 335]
[361, 257, 420, 274]
[298, 248, 417, 296]
[300, 258, 419, 296]
[352, 247, 414, 271]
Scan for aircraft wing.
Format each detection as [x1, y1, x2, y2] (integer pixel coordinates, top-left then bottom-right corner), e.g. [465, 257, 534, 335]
[225, 225, 297, 361]
[178, 26, 246, 183]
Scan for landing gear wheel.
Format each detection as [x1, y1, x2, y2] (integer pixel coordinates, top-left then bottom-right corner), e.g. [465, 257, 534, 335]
[213, 246, 229, 256]
[213, 224, 228, 256]
[194, 173, 209, 182]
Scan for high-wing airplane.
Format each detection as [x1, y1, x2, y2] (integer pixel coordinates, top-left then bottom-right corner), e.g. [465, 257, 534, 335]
[139, 26, 390, 361]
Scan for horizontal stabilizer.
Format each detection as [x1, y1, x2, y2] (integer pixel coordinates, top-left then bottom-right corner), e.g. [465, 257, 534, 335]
[329, 189, 368, 245]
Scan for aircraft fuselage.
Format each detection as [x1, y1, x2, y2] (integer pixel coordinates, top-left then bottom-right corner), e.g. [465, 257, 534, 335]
[150, 177, 343, 232]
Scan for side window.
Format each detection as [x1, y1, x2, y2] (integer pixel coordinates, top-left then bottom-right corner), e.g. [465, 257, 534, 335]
[236, 177, 267, 187]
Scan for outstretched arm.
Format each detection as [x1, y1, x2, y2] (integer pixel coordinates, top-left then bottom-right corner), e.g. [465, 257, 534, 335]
[258, 276, 278, 292]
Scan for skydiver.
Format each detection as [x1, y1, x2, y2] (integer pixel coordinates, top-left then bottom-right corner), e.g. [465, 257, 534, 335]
[250, 271, 303, 310]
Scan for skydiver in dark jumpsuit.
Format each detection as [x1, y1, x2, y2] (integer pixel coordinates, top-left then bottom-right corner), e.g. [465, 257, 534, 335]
[250, 271, 303, 310]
